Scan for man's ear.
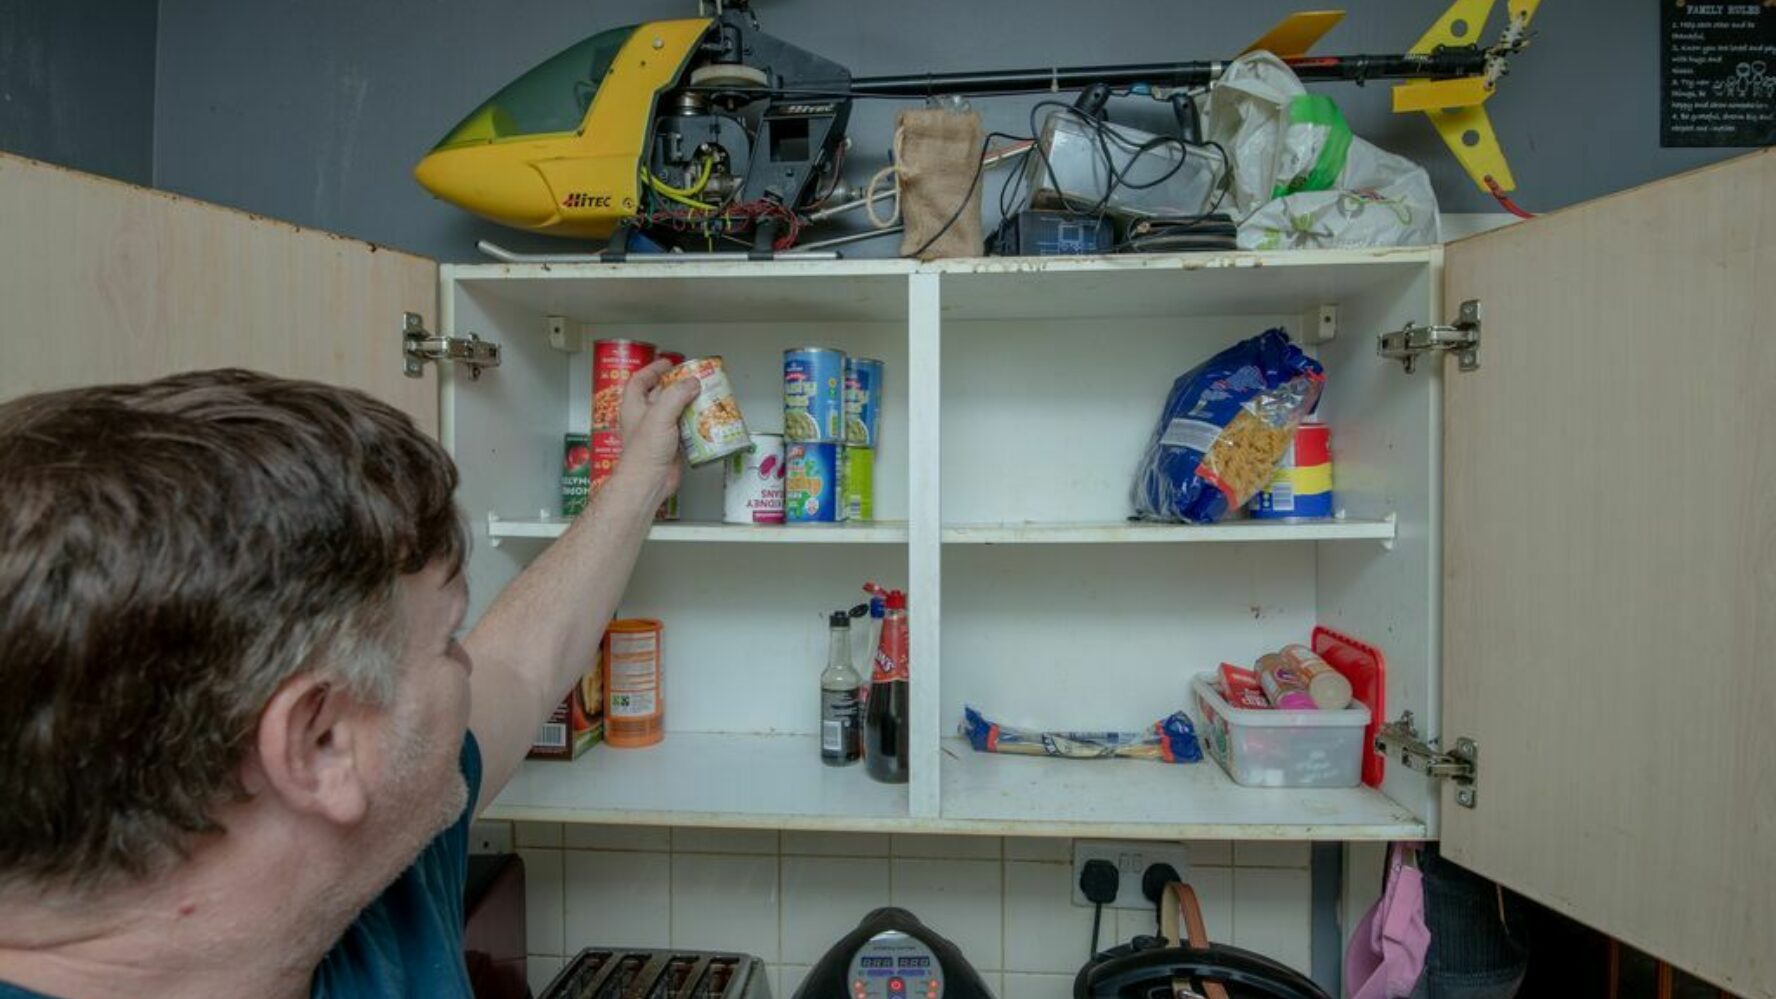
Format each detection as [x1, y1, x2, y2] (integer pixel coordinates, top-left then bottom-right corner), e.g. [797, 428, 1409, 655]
[254, 674, 371, 827]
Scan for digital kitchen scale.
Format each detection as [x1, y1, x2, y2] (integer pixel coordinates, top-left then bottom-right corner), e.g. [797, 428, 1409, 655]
[796, 908, 996, 999]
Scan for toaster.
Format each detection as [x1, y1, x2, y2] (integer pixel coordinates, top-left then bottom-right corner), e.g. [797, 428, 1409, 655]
[538, 948, 771, 999]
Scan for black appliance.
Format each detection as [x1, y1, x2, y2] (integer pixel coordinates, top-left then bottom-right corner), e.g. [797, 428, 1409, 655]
[796, 908, 996, 999]
[538, 948, 769, 999]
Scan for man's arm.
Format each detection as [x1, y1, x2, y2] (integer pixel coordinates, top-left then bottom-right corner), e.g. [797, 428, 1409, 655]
[464, 360, 697, 810]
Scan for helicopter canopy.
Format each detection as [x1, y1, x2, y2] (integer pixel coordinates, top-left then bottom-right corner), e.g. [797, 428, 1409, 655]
[431, 26, 638, 149]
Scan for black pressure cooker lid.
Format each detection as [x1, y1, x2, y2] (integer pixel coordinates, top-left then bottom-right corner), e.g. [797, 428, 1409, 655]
[1076, 937, 1332, 999]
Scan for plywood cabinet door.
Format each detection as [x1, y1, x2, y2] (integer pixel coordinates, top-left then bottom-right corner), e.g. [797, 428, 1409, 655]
[0, 153, 438, 430]
[1440, 149, 1775, 997]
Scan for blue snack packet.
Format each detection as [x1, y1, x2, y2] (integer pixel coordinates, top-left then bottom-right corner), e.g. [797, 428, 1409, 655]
[1132, 329, 1323, 523]
[960, 706, 1202, 763]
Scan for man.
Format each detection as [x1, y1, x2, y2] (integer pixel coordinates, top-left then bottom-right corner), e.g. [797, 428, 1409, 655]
[0, 363, 699, 999]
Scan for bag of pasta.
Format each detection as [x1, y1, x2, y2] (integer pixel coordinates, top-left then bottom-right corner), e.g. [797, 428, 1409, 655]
[1133, 329, 1323, 523]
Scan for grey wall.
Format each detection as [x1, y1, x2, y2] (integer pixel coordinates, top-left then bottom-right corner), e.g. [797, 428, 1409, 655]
[0, 0, 158, 185]
[150, 0, 1745, 261]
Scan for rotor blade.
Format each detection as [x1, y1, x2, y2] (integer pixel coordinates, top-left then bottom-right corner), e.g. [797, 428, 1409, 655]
[1411, 0, 1496, 54]
[1424, 104, 1515, 191]
[1241, 11, 1346, 58]
[1393, 75, 1492, 112]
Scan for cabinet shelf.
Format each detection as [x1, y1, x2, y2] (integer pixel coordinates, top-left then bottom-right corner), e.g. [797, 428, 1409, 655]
[486, 514, 909, 544]
[484, 733, 909, 829]
[941, 517, 1396, 545]
[937, 739, 1425, 839]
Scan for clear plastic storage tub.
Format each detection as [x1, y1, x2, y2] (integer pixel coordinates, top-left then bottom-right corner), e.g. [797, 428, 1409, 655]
[1191, 672, 1369, 788]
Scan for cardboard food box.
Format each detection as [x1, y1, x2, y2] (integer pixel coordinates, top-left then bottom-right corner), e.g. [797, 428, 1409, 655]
[527, 660, 604, 760]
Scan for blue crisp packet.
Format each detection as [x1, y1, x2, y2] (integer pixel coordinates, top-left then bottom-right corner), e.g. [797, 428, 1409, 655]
[960, 706, 1201, 763]
[1133, 328, 1323, 524]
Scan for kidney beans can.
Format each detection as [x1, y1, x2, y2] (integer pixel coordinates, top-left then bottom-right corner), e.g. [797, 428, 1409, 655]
[592, 338, 656, 431]
[562, 433, 592, 516]
[723, 433, 786, 524]
[661, 357, 753, 466]
[1251, 419, 1333, 520]
[841, 446, 874, 522]
[784, 347, 846, 442]
[785, 441, 840, 522]
[844, 357, 884, 448]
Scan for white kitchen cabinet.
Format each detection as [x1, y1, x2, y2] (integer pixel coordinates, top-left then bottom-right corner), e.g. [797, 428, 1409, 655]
[4, 148, 1770, 997]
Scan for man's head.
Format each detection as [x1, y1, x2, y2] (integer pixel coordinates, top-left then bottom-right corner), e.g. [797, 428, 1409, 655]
[0, 370, 472, 897]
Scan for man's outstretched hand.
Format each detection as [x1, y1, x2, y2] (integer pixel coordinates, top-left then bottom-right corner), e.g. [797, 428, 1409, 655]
[616, 359, 700, 501]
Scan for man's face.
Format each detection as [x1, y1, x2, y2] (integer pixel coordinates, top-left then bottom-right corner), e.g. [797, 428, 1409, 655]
[362, 561, 474, 860]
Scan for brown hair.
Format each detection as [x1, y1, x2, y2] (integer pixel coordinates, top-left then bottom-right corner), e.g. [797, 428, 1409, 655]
[0, 369, 466, 889]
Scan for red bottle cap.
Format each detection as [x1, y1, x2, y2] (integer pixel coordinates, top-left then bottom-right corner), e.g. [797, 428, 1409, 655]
[885, 590, 907, 610]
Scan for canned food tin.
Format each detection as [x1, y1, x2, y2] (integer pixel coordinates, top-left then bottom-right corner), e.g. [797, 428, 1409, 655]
[562, 433, 592, 516]
[844, 357, 884, 447]
[841, 446, 875, 522]
[658, 350, 686, 367]
[661, 357, 753, 466]
[784, 347, 847, 442]
[724, 433, 786, 524]
[592, 338, 656, 431]
[589, 430, 623, 500]
[1251, 419, 1333, 520]
[785, 441, 840, 523]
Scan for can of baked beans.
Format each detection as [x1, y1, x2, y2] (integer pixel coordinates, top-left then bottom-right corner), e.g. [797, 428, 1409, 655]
[661, 357, 753, 466]
[840, 446, 874, 522]
[784, 347, 847, 442]
[562, 433, 592, 517]
[786, 441, 841, 522]
[844, 357, 884, 448]
[723, 433, 786, 524]
[658, 349, 686, 367]
[592, 338, 656, 431]
[603, 618, 665, 748]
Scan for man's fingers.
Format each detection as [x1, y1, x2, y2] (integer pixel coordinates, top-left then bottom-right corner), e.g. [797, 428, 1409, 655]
[626, 359, 672, 400]
[654, 379, 701, 421]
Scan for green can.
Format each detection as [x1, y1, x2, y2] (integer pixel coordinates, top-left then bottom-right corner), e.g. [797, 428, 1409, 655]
[841, 446, 874, 522]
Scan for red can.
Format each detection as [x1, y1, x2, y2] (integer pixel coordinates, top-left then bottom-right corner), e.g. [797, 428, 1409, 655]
[592, 338, 656, 431]
[589, 429, 624, 499]
[658, 349, 686, 367]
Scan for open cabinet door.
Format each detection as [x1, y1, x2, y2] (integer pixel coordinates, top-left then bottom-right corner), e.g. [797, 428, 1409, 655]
[1440, 150, 1775, 996]
[0, 153, 438, 430]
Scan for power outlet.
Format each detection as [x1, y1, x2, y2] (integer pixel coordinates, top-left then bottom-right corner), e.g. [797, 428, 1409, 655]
[470, 820, 513, 855]
[1071, 840, 1192, 911]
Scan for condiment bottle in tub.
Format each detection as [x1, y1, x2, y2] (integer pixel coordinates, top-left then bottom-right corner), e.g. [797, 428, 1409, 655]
[1278, 643, 1353, 709]
[1256, 652, 1316, 710]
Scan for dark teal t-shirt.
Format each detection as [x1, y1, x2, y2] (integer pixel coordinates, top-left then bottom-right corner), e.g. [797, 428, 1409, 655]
[0, 734, 482, 999]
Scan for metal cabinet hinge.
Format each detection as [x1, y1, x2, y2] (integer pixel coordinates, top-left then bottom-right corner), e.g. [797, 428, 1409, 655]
[402, 312, 502, 380]
[1375, 710, 1480, 809]
[1377, 298, 1481, 373]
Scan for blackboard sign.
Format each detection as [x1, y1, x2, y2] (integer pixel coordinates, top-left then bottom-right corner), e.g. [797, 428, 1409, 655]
[1661, 1, 1776, 147]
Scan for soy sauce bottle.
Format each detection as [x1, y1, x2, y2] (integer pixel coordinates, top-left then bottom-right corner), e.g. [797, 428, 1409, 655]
[820, 611, 863, 766]
[864, 589, 910, 784]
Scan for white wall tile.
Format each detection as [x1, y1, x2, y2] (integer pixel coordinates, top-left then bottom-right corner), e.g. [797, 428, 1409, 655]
[1232, 867, 1312, 976]
[519, 848, 565, 956]
[563, 824, 672, 851]
[1003, 837, 1071, 862]
[781, 964, 810, 997]
[516, 821, 563, 849]
[527, 954, 565, 997]
[1003, 862, 1095, 975]
[891, 834, 1002, 860]
[891, 859, 1004, 971]
[563, 850, 671, 949]
[782, 830, 891, 857]
[1112, 904, 1159, 949]
[671, 853, 782, 962]
[765, 963, 782, 998]
[782, 857, 891, 964]
[1233, 841, 1310, 868]
[1002, 972, 1073, 999]
[673, 827, 781, 854]
[1185, 840, 1234, 867]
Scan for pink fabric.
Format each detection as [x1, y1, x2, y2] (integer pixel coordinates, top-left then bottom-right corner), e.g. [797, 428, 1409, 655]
[1344, 843, 1430, 999]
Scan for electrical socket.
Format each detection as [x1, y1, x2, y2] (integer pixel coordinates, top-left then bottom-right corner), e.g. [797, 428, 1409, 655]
[470, 820, 513, 855]
[1071, 840, 1192, 910]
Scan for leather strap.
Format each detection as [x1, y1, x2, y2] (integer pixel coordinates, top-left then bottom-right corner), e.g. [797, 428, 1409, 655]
[1160, 882, 1230, 999]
